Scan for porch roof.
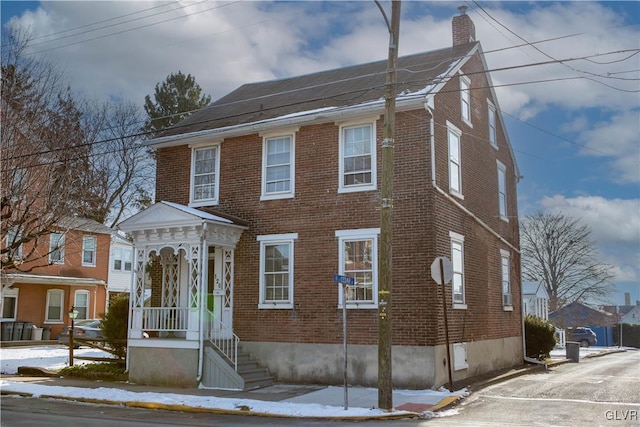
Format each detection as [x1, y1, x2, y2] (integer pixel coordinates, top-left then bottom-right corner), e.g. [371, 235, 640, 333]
[117, 201, 248, 249]
[1, 273, 106, 287]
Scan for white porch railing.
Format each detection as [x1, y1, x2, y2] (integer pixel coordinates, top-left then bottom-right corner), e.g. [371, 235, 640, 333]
[205, 309, 239, 371]
[142, 307, 190, 331]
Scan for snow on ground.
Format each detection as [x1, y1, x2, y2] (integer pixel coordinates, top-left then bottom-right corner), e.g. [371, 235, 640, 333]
[0, 345, 465, 418]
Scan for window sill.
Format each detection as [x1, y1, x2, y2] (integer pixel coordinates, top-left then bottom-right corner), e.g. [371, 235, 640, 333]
[449, 191, 464, 200]
[453, 303, 467, 310]
[462, 118, 473, 128]
[260, 193, 294, 201]
[82, 264, 96, 268]
[490, 142, 498, 150]
[503, 305, 514, 312]
[500, 216, 510, 223]
[258, 303, 293, 310]
[189, 200, 219, 208]
[338, 185, 377, 194]
[338, 303, 377, 309]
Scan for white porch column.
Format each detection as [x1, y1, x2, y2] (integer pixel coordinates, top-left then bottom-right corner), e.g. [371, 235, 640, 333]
[186, 244, 201, 341]
[129, 247, 146, 339]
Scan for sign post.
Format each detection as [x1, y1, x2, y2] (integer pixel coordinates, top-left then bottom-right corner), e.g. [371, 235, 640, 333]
[430, 257, 455, 392]
[334, 274, 355, 410]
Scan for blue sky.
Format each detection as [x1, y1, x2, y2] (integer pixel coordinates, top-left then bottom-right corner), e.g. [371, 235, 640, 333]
[2, 1, 639, 306]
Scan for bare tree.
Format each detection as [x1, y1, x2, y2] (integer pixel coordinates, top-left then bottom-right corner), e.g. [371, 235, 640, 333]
[79, 100, 154, 227]
[521, 212, 616, 311]
[1, 26, 91, 272]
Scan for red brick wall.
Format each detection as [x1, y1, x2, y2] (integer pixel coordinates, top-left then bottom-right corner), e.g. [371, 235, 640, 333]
[154, 50, 521, 348]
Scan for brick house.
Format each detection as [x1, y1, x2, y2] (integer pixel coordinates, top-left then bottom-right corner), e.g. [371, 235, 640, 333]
[119, 8, 522, 390]
[1, 217, 110, 341]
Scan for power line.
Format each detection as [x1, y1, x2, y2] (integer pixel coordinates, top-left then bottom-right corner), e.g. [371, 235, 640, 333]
[24, 1, 240, 56]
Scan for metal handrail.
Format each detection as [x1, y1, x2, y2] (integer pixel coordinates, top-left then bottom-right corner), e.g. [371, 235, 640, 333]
[205, 309, 239, 371]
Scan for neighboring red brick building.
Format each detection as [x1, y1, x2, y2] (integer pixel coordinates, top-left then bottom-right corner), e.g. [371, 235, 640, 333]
[119, 8, 522, 390]
[1, 217, 110, 341]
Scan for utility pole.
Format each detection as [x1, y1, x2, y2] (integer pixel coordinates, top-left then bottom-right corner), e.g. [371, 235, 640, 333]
[376, 0, 401, 411]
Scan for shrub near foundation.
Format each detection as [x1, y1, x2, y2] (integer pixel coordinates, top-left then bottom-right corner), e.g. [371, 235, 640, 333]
[525, 314, 557, 360]
[101, 294, 129, 358]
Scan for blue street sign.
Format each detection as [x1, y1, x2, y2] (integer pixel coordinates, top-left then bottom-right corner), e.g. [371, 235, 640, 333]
[333, 274, 355, 286]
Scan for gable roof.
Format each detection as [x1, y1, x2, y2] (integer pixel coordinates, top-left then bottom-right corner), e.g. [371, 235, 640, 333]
[522, 281, 549, 299]
[149, 42, 478, 143]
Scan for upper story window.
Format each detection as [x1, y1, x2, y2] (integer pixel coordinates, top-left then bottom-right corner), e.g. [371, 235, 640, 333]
[82, 235, 97, 266]
[336, 228, 379, 308]
[258, 233, 298, 309]
[339, 122, 376, 193]
[501, 249, 512, 310]
[460, 74, 472, 126]
[262, 134, 295, 200]
[450, 231, 466, 309]
[191, 144, 220, 206]
[487, 100, 497, 148]
[447, 121, 463, 198]
[5, 228, 23, 260]
[74, 290, 90, 320]
[45, 289, 64, 322]
[497, 161, 508, 221]
[113, 247, 132, 272]
[49, 232, 65, 264]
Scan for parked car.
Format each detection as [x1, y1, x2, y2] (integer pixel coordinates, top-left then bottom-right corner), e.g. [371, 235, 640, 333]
[570, 327, 597, 347]
[58, 319, 103, 348]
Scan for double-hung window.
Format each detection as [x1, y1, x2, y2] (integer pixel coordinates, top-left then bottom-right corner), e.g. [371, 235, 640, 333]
[5, 228, 22, 260]
[49, 232, 65, 264]
[191, 145, 219, 206]
[113, 247, 132, 272]
[460, 74, 472, 126]
[487, 100, 497, 147]
[46, 289, 64, 322]
[336, 228, 379, 308]
[262, 133, 295, 200]
[2, 289, 18, 320]
[501, 250, 512, 309]
[339, 122, 376, 193]
[447, 122, 463, 198]
[258, 233, 297, 309]
[450, 232, 466, 308]
[74, 290, 90, 320]
[82, 235, 97, 266]
[497, 161, 508, 221]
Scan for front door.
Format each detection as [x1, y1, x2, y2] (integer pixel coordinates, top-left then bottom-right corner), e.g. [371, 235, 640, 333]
[207, 247, 233, 338]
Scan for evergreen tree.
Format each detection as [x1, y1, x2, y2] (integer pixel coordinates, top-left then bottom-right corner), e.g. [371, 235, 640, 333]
[143, 71, 211, 136]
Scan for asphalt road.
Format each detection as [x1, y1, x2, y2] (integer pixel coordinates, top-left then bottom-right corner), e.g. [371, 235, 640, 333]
[422, 350, 640, 426]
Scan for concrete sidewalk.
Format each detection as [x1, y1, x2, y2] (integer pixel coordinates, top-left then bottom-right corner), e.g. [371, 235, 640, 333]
[2, 345, 625, 419]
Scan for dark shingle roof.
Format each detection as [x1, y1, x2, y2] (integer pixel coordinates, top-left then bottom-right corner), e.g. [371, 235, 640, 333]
[159, 42, 477, 137]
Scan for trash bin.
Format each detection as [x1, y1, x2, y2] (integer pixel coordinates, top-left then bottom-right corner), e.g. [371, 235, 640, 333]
[42, 326, 51, 340]
[31, 326, 43, 341]
[1, 322, 14, 341]
[12, 322, 24, 341]
[21, 322, 33, 340]
[566, 341, 580, 362]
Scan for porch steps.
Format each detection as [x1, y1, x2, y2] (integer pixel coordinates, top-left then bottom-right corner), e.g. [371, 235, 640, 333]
[207, 341, 274, 390]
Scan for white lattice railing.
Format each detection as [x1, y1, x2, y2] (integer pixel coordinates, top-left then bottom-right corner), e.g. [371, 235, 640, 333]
[205, 309, 239, 371]
[142, 307, 189, 331]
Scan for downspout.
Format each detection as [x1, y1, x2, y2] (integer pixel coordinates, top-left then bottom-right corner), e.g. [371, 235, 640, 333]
[196, 223, 207, 383]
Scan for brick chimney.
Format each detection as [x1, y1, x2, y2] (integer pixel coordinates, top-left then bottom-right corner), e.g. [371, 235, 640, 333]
[452, 5, 476, 46]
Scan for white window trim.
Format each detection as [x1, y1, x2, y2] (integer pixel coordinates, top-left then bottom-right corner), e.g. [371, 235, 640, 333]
[82, 235, 97, 267]
[460, 73, 472, 128]
[49, 232, 65, 264]
[260, 131, 296, 200]
[501, 249, 513, 311]
[338, 121, 377, 194]
[5, 228, 23, 260]
[487, 100, 498, 149]
[257, 233, 298, 309]
[447, 121, 464, 200]
[336, 228, 380, 309]
[74, 290, 91, 320]
[497, 160, 509, 222]
[113, 247, 133, 272]
[45, 289, 64, 323]
[189, 143, 221, 207]
[450, 231, 467, 309]
[1, 288, 19, 321]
